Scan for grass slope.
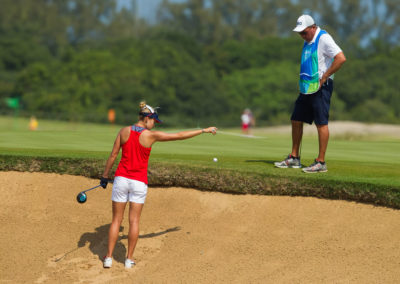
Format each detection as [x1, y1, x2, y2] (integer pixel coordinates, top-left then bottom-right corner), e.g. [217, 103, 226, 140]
[1, 116, 399, 208]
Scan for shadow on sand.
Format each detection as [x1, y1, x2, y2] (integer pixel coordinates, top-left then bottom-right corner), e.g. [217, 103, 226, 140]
[53, 225, 181, 264]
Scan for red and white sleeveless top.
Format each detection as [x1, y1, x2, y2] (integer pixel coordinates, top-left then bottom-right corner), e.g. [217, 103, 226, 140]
[115, 125, 152, 184]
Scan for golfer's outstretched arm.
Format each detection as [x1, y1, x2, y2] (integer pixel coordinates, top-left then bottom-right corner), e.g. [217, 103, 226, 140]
[141, 127, 217, 147]
[156, 127, 217, 141]
[102, 133, 122, 178]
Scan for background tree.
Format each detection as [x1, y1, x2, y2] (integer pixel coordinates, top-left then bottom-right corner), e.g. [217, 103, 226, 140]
[1, 0, 400, 125]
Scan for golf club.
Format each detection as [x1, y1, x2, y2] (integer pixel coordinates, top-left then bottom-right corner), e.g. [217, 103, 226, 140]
[76, 184, 102, 204]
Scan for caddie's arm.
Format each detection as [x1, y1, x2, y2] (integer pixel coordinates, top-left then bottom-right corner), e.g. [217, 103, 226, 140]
[320, 52, 346, 86]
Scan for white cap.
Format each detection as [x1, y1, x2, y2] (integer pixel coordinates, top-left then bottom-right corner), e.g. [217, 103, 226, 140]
[145, 104, 155, 113]
[293, 15, 315, 32]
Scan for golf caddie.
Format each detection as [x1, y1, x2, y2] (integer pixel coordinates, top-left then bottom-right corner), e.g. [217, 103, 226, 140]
[275, 14, 346, 173]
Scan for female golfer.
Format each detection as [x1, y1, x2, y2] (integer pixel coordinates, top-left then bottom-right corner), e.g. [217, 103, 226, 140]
[101, 101, 217, 268]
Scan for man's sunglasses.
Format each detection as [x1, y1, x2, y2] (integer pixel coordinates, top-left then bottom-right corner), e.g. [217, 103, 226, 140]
[299, 26, 315, 36]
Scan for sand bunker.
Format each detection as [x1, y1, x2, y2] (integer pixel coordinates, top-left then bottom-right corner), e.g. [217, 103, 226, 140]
[1, 171, 399, 283]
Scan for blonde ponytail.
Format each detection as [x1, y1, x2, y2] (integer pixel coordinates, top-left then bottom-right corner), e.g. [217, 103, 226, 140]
[138, 100, 162, 123]
[140, 101, 152, 115]
[139, 101, 148, 112]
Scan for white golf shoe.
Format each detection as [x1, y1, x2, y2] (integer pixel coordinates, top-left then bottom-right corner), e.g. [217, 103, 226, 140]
[103, 257, 112, 268]
[125, 258, 136, 268]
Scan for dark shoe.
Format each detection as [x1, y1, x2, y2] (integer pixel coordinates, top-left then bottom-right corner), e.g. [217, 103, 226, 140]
[274, 154, 301, 168]
[302, 160, 328, 173]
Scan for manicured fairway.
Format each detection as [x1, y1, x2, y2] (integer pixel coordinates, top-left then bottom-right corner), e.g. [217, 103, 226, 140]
[1, 116, 399, 188]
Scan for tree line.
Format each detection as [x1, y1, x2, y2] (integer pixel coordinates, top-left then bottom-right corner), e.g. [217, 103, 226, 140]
[0, 0, 399, 126]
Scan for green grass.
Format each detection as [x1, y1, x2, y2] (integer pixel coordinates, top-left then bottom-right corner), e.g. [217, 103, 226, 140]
[1, 115, 400, 207]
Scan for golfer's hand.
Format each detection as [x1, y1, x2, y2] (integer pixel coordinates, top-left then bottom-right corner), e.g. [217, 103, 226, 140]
[202, 127, 218, 135]
[100, 177, 108, 189]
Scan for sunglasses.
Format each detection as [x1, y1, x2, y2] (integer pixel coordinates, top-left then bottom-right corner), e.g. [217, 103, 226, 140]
[299, 26, 315, 36]
[299, 30, 308, 36]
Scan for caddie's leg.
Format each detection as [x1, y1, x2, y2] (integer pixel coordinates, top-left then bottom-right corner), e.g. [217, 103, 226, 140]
[316, 124, 329, 162]
[291, 120, 303, 157]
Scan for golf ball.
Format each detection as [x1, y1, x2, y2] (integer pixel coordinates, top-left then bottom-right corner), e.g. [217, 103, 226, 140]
[213, 157, 218, 162]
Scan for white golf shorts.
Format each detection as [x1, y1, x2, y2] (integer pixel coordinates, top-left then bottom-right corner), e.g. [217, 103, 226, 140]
[111, 176, 148, 204]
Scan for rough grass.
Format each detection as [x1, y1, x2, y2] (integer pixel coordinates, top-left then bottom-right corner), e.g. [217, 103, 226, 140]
[1, 155, 399, 209]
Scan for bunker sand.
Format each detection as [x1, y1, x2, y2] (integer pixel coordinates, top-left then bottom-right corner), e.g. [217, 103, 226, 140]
[1, 172, 399, 283]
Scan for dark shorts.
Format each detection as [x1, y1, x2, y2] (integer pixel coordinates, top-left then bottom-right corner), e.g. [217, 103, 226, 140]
[291, 79, 333, 125]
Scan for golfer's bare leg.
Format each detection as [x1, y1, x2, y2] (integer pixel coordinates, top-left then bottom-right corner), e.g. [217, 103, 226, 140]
[316, 124, 329, 162]
[106, 201, 127, 257]
[126, 202, 144, 260]
[291, 120, 303, 157]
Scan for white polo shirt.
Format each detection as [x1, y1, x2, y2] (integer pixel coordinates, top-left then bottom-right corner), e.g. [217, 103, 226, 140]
[305, 27, 342, 79]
